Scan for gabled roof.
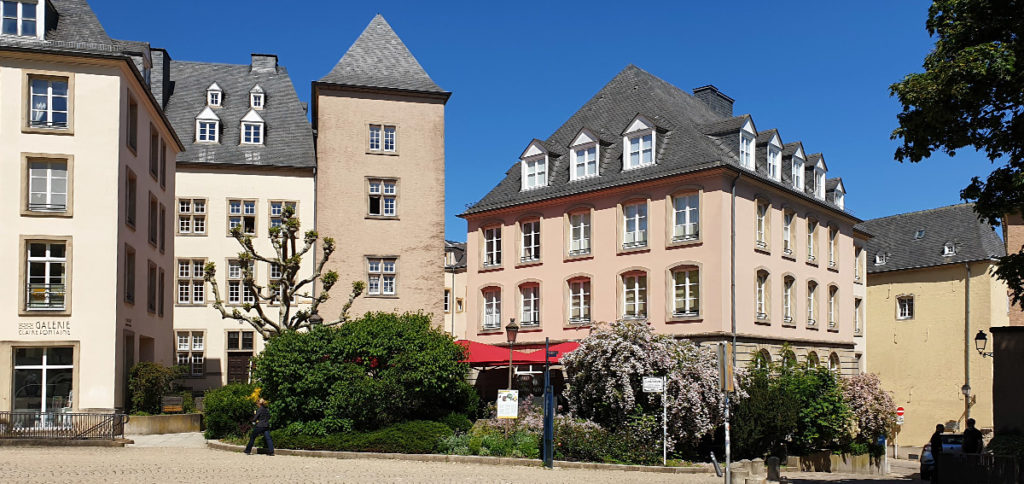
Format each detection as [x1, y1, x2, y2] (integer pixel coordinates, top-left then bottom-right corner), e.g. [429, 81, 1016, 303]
[249, 84, 264, 93]
[445, 240, 467, 270]
[782, 142, 805, 159]
[318, 15, 445, 94]
[164, 59, 314, 168]
[241, 109, 264, 123]
[756, 128, 781, 146]
[207, 82, 222, 91]
[855, 204, 1005, 274]
[826, 177, 844, 192]
[195, 106, 220, 121]
[699, 115, 752, 136]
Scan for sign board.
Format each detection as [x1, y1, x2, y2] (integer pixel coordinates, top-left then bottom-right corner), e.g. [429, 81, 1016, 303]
[496, 390, 518, 419]
[896, 407, 905, 417]
[717, 343, 734, 392]
[643, 376, 664, 393]
[896, 415, 904, 425]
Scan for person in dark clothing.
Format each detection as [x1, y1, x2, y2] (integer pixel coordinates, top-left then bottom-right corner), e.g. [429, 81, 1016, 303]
[930, 424, 944, 483]
[244, 399, 274, 456]
[963, 418, 984, 454]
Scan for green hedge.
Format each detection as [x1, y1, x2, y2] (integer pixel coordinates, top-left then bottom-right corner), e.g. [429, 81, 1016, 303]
[267, 420, 454, 454]
[203, 383, 257, 439]
[987, 434, 1024, 459]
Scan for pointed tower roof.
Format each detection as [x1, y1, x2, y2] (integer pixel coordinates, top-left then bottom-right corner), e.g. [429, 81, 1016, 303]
[318, 15, 445, 94]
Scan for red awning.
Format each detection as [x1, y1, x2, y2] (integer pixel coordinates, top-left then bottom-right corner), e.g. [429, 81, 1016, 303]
[455, 340, 580, 367]
[517, 342, 581, 364]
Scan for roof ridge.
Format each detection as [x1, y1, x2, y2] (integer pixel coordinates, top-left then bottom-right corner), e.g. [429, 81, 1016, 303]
[861, 202, 975, 223]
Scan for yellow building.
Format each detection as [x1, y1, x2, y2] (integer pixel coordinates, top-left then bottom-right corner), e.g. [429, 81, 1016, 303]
[858, 204, 1007, 452]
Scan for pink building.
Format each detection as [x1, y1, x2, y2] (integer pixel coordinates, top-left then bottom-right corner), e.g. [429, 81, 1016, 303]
[460, 66, 869, 374]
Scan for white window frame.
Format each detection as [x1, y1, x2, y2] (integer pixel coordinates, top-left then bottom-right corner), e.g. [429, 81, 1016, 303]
[383, 125, 396, 152]
[367, 258, 397, 296]
[672, 193, 699, 241]
[943, 242, 956, 256]
[571, 145, 598, 180]
[807, 282, 817, 326]
[783, 211, 794, 255]
[176, 259, 206, 305]
[250, 92, 264, 109]
[622, 202, 648, 248]
[828, 286, 838, 328]
[807, 220, 817, 262]
[672, 268, 699, 317]
[829, 227, 838, 268]
[569, 212, 591, 256]
[792, 156, 804, 189]
[521, 155, 547, 190]
[27, 160, 68, 212]
[207, 89, 221, 107]
[739, 132, 755, 170]
[814, 168, 826, 199]
[569, 279, 590, 324]
[783, 277, 794, 323]
[25, 241, 66, 311]
[622, 274, 647, 319]
[196, 120, 218, 143]
[756, 271, 768, 320]
[854, 298, 863, 334]
[897, 296, 914, 320]
[483, 226, 502, 267]
[520, 285, 539, 327]
[767, 144, 781, 180]
[756, 201, 769, 248]
[29, 77, 69, 128]
[176, 331, 205, 377]
[368, 179, 397, 217]
[482, 288, 501, 330]
[624, 132, 655, 169]
[241, 122, 264, 145]
[369, 124, 381, 151]
[520, 221, 540, 263]
[1, 0, 38, 37]
[177, 198, 206, 235]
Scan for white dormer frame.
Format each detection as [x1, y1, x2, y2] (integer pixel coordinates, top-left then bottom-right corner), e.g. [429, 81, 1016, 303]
[739, 119, 756, 171]
[240, 109, 265, 145]
[831, 179, 846, 210]
[766, 133, 782, 180]
[250, 84, 265, 110]
[569, 128, 600, 181]
[622, 115, 656, 170]
[520, 140, 549, 191]
[943, 242, 956, 256]
[207, 82, 222, 107]
[791, 146, 805, 190]
[813, 158, 827, 200]
[875, 253, 887, 266]
[195, 106, 220, 143]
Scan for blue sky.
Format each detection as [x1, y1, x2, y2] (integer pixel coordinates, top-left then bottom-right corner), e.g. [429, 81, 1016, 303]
[93, 1, 999, 241]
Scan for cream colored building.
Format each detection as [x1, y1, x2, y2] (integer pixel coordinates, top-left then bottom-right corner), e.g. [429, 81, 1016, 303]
[859, 204, 1007, 448]
[0, 0, 182, 414]
[444, 241, 469, 339]
[314, 15, 450, 323]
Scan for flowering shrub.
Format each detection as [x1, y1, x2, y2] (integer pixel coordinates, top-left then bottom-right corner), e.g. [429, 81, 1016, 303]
[842, 373, 897, 443]
[561, 320, 724, 453]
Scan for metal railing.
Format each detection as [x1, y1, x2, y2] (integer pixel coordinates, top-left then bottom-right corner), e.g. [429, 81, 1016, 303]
[0, 411, 129, 440]
[25, 283, 65, 310]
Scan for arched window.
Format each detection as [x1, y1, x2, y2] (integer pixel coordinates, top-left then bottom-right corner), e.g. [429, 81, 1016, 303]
[783, 276, 795, 323]
[828, 352, 841, 373]
[621, 271, 647, 319]
[753, 349, 772, 369]
[807, 281, 818, 326]
[671, 266, 699, 317]
[807, 351, 820, 367]
[567, 277, 591, 324]
[481, 287, 501, 330]
[828, 285, 839, 328]
[519, 283, 540, 327]
[756, 269, 770, 321]
[782, 349, 797, 368]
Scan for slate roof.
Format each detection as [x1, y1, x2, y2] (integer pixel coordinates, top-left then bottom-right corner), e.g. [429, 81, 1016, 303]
[163, 60, 315, 169]
[462, 65, 852, 218]
[445, 240, 467, 270]
[319, 15, 445, 94]
[855, 204, 1005, 274]
[0, 0, 117, 54]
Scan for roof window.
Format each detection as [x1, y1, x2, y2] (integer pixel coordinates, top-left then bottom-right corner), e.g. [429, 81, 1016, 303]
[874, 253, 887, 266]
[207, 82, 222, 107]
[250, 84, 265, 110]
[943, 242, 956, 256]
[622, 115, 655, 170]
[915, 229, 925, 240]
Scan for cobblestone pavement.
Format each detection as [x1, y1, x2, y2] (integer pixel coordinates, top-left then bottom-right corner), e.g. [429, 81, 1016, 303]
[0, 445, 723, 484]
[783, 459, 921, 482]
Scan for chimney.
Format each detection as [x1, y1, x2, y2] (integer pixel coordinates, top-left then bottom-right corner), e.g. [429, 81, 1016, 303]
[251, 53, 278, 73]
[693, 85, 734, 117]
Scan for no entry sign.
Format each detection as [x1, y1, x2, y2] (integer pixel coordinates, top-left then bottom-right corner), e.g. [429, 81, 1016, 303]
[896, 407, 905, 417]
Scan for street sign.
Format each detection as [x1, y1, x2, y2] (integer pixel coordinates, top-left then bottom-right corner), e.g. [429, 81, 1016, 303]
[896, 407, 905, 417]
[643, 376, 665, 393]
[497, 390, 518, 419]
[897, 415, 904, 425]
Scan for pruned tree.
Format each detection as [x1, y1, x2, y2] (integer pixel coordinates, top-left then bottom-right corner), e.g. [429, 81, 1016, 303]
[203, 204, 364, 339]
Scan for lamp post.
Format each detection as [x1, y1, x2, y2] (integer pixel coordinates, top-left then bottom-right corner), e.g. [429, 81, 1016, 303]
[505, 318, 519, 390]
[975, 330, 994, 357]
[309, 313, 323, 326]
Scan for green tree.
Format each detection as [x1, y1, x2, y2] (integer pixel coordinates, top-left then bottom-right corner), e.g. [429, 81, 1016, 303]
[203, 205, 364, 339]
[890, 0, 1024, 300]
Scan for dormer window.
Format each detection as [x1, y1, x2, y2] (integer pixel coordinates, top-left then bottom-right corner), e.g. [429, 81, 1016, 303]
[815, 169, 826, 199]
[791, 153, 804, 190]
[570, 129, 599, 180]
[206, 82, 222, 107]
[240, 109, 265, 145]
[250, 84, 265, 110]
[834, 187, 845, 210]
[875, 253, 887, 266]
[943, 242, 956, 256]
[520, 140, 549, 191]
[915, 229, 925, 240]
[1, 1, 38, 38]
[740, 134, 755, 170]
[623, 115, 655, 170]
[195, 106, 220, 143]
[767, 135, 782, 180]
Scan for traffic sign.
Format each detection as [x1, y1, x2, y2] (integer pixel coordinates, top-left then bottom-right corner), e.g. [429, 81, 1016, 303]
[896, 407, 905, 417]
[643, 376, 664, 393]
[897, 416, 904, 425]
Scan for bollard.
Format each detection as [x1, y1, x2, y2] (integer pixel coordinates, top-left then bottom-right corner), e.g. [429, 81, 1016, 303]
[749, 457, 765, 477]
[765, 456, 781, 481]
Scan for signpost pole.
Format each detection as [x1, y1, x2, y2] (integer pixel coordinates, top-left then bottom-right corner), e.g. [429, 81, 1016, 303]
[662, 375, 667, 466]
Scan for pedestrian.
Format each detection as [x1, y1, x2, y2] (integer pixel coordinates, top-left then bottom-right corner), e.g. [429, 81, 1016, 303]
[963, 418, 984, 454]
[244, 399, 274, 456]
[929, 423, 944, 483]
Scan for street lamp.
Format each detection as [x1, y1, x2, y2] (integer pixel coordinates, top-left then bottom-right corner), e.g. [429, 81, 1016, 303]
[974, 330, 994, 357]
[505, 318, 519, 389]
[309, 313, 323, 327]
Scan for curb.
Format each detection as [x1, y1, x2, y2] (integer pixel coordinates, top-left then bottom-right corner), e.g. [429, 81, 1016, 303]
[0, 438, 129, 447]
[207, 440, 713, 474]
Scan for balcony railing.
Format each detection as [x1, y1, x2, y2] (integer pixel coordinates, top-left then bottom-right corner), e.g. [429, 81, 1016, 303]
[25, 284, 66, 310]
[0, 411, 128, 440]
[28, 202, 67, 212]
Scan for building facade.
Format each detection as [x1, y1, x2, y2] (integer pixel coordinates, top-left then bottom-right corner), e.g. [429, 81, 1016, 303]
[444, 241, 468, 339]
[0, 0, 182, 413]
[461, 66, 866, 373]
[314, 15, 449, 322]
[859, 204, 1007, 447]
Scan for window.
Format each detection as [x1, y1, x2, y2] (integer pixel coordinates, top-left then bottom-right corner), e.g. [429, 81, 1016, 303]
[828, 353, 841, 373]
[456, 298, 464, 312]
[792, 156, 804, 190]
[12, 347, 74, 415]
[197, 120, 218, 142]
[806, 281, 817, 326]
[483, 227, 502, 267]
[159, 203, 167, 251]
[158, 268, 165, 316]
[943, 242, 956, 256]
[739, 132, 754, 170]
[269, 201, 296, 228]
[672, 268, 699, 317]
[569, 212, 591, 256]
[834, 190, 845, 210]
[782, 350, 797, 368]
[368, 179, 397, 217]
[623, 202, 647, 248]
[29, 77, 68, 128]
[159, 140, 167, 188]
[828, 226, 838, 268]
[622, 273, 647, 319]
[915, 229, 926, 240]
[241, 122, 263, 144]
[855, 248, 863, 282]
[149, 126, 160, 178]
[572, 146, 598, 180]
[228, 199, 257, 235]
[783, 276, 795, 323]
[767, 145, 781, 180]
[148, 193, 158, 246]
[27, 159, 68, 212]
[369, 124, 380, 150]
[227, 331, 255, 351]
[125, 245, 135, 304]
[753, 349, 771, 369]
[756, 200, 769, 249]
[569, 279, 591, 324]
[444, 289, 451, 313]
[806, 219, 817, 262]
[25, 241, 66, 311]
[815, 169, 826, 199]
[368, 124, 396, 152]
[756, 270, 769, 321]
[207, 87, 221, 106]
[854, 298, 863, 335]
[782, 211, 794, 255]
[177, 199, 206, 235]
[383, 126, 396, 151]
[807, 351, 820, 367]
[626, 133, 654, 169]
[127, 95, 138, 151]
[125, 169, 137, 227]
[522, 156, 547, 190]
[672, 193, 699, 241]
[897, 296, 914, 320]
[367, 258, 397, 296]
[520, 221, 540, 263]
[176, 331, 205, 377]
[250, 93, 264, 109]
[520, 284, 539, 327]
[177, 259, 206, 305]
[875, 253, 887, 266]
[147, 261, 157, 313]
[482, 288, 501, 330]
[828, 286, 838, 328]
[227, 259, 255, 305]
[2, 1, 37, 37]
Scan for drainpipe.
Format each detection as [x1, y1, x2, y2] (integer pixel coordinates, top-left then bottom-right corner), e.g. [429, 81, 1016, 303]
[964, 262, 971, 423]
[725, 172, 740, 484]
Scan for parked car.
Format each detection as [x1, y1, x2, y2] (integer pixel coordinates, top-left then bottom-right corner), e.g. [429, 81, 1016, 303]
[920, 434, 964, 479]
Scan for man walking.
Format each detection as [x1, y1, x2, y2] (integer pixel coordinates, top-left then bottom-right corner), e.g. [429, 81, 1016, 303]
[244, 399, 275, 456]
[929, 424, 944, 483]
[963, 418, 984, 454]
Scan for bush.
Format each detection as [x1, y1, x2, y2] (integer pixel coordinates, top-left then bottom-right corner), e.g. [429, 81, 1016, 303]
[553, 417, 609, 462]
[203, 383, 257, 439]
[987, 434, 1024, 458]
[270, 420, 453, 454]
[252, 312, 475, 432]
[842, 373, 897, 444]
[439, 413, 473, 433]
[127, 362, 183, 415]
